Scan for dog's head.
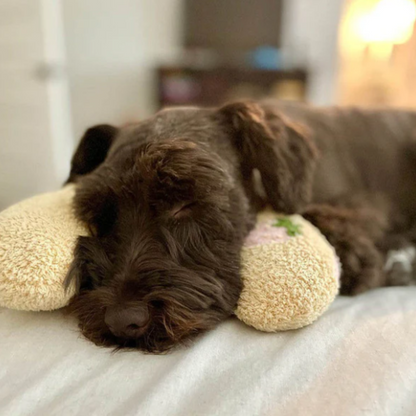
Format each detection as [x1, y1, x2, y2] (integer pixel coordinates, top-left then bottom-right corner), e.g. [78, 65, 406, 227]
[66, 102, 317, 353]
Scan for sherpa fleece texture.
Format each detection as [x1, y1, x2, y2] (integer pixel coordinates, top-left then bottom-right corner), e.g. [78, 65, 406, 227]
[0, 186, 87, 311]
[236, 212, 340, 331]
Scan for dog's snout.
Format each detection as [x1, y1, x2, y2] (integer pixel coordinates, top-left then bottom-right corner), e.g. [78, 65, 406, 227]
[105, 304, 150, 338]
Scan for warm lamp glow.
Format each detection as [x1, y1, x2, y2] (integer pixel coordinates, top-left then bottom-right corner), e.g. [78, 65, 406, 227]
[355, 0, 416, 44]
[338, 0, 416, 107]
[340, 0, 416, 60]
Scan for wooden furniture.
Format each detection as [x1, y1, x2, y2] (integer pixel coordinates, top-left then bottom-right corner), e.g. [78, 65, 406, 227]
[157, 67, 307, 108]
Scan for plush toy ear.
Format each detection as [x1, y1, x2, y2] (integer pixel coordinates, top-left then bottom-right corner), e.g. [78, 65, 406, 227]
[219, 101, 318, 214]
[66, 124, 119, 184]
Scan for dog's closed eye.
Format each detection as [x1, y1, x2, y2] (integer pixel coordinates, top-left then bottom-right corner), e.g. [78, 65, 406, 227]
[171, 201, 197, 219]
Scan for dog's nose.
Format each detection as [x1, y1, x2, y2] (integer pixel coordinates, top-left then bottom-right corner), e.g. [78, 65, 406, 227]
[105, 304, 150, 338]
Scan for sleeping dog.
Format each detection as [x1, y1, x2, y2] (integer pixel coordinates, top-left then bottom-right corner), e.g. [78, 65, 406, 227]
[66, 101, 416, 352]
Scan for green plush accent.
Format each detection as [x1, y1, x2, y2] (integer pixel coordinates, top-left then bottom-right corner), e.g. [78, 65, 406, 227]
[273, 217, 302, 237]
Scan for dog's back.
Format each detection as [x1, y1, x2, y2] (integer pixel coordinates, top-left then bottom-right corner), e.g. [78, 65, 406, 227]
[268, 102, 416, 222]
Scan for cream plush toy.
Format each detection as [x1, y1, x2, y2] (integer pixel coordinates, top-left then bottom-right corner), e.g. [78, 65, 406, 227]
[236, 212, 340, 331]
[0, 186, 85, 311]
[0, 186, 340, 331]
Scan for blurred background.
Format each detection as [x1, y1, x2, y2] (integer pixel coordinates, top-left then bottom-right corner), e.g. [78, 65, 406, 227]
[1, 0, 416, 209]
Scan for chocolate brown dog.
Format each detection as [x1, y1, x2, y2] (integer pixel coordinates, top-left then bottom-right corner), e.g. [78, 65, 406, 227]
[66, 101, 416, 352]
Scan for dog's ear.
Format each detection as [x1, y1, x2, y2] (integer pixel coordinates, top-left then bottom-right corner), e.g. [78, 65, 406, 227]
[219, 101, 318, 214]
[66, 124, 119, 184]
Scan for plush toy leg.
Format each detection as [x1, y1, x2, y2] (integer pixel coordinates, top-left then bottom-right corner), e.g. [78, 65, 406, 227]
[303, 204, 387, 296]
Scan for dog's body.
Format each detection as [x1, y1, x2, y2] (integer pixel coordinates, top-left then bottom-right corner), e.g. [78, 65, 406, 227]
[275, 102, 416, 293]
[67, 101, 416, 352]
[276, 102, 416, 214]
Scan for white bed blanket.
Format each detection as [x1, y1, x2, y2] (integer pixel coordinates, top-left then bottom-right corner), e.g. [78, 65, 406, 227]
[1, 287, 416, 416]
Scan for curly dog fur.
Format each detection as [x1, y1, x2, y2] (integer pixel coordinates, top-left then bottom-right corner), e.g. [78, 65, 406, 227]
[66, 101, 416, 352]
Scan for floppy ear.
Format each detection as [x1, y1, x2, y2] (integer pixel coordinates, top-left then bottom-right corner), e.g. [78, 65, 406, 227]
[66, 124, 119, 184]
[219, 101, 318, 214]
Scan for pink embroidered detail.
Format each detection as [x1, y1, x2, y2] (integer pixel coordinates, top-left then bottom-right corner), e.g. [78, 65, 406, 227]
[244, 220, 293, 248]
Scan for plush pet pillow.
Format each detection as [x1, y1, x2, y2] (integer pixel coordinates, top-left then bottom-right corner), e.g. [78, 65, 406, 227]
[0, 186, 86, 311]
[0, 187, 340, 331]
[236, 212, 340, 331]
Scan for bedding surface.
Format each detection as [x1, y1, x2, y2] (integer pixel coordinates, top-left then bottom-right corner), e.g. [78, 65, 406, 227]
[1, 287, 416, 416]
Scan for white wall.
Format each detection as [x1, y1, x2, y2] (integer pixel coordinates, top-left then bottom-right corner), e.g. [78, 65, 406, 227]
[62, 0, 185, 141]
[281, 0, 344, 105]
[0, 0, 72, 209]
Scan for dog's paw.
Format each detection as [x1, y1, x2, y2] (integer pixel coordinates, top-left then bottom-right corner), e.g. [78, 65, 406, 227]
[384, 245, 416, 287]
[303, 205, 386, 295]
[337, 234, 385, 295]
